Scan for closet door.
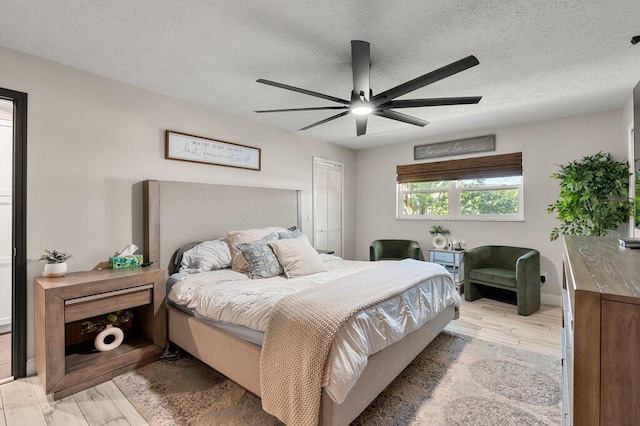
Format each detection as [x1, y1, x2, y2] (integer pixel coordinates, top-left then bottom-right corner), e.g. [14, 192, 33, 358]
[313, 158, 343, 257]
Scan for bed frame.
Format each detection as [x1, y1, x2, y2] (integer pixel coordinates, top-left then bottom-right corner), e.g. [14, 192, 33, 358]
[142, 179, 456, 425]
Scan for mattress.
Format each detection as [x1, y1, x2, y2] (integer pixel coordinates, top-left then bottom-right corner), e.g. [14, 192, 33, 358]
[167, 273, 265, 346]
[167, 254, 462, 403]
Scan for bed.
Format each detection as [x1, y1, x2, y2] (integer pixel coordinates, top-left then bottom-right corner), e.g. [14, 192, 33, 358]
[142, 180, 461, 425]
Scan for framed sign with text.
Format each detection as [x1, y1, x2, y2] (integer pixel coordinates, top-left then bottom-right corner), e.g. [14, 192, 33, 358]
[414, 135, 495, 160]
[165, 130, 261, 171]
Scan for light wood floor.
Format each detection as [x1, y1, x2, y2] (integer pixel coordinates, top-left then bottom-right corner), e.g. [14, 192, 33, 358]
[446, 298, 562, 357]
[0, 333, 10, 381]
[0, 298, 562, 425]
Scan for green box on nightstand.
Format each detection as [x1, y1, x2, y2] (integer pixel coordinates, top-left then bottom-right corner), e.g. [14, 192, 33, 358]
[109, 255, 143, 269]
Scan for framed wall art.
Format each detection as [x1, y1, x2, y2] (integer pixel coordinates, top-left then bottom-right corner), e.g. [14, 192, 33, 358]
[414, 134, 495, 160]
[165, 130, 261, 171]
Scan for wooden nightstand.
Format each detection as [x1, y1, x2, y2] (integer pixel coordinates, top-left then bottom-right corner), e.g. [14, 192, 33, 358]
[35, 267, 166, 399]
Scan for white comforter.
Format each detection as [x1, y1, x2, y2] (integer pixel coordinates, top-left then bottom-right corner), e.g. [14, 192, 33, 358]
[168, 255, 462, 403]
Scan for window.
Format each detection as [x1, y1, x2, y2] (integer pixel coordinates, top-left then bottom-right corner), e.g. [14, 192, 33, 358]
[396, 153, 523, 221]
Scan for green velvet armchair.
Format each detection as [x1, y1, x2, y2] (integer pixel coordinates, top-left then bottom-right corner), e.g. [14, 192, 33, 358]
[370, 240, 424, 261]
[464, 245, 540, 316]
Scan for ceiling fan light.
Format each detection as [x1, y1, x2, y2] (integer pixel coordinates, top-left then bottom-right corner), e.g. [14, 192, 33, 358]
[351, 105, 372, 115]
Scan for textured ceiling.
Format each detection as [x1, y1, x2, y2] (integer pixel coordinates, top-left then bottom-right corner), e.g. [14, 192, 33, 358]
[1, 1, 639, 149]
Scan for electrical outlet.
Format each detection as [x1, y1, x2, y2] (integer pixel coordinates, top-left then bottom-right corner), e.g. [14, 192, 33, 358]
[540, 271, 547, 285]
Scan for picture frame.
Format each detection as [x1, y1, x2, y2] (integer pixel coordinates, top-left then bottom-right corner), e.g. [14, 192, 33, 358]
[414, 134, 495, 160]
[165, 130, 261, 171]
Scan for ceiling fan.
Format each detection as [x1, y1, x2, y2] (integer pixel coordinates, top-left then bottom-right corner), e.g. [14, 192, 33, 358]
[255, 40, 482, 137]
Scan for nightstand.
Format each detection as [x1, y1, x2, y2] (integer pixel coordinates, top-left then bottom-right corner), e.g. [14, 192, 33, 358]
[35, 267, 166, 399]
[428, 249, 464, 294]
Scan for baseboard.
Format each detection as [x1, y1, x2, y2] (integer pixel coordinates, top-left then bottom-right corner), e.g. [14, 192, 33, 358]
[0, 317, 10, 334]
[26, 356, 36, 377]
[541, 293, 562, 307]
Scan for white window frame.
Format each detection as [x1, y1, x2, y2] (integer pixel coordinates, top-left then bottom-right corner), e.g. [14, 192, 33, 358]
[397, 177, 524, 222]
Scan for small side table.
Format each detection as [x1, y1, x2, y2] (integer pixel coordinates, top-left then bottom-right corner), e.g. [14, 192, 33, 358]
[428, 249, 464, 294]
[35, 267, 166, 399]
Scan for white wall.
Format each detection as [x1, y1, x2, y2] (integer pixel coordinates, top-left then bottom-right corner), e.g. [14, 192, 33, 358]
[355, 109, 626, 305]
[0, 46, 356, 369]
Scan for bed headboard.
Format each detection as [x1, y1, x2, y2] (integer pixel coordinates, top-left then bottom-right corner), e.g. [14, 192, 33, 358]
[143, 180, 302, 271]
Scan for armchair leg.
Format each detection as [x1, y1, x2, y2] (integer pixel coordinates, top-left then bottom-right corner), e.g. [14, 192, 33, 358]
[516, 284, 541, 316]
[465, 282, 483, 302]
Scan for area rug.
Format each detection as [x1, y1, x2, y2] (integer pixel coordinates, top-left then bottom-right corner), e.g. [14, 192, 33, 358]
[113, 331, 561, 425]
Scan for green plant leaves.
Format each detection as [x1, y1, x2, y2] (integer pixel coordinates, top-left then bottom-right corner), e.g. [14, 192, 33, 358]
[548, 152, 632, 241]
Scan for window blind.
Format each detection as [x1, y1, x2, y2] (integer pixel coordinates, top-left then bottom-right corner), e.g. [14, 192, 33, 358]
[396, 152, 522, 183]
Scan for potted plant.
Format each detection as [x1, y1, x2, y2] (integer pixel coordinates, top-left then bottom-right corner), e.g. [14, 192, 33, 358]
[547, 152, 632, 241]
[429, 225, 450, 249]
[429, 225, 450, 236]
[40, 249, 71, 277]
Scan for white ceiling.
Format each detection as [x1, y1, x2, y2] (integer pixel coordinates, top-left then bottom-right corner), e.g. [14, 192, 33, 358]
[1, 1, 639, 150]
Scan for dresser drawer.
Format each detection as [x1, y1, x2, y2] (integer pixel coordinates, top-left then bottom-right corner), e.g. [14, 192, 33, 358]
[432, 251, 454, 263]
[64, 284, 153, 323]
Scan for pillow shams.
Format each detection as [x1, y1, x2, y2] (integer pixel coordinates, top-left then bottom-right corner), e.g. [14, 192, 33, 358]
[180, 238, 232, 274]
[269, 234, 327, 278]
[227, 226, 287, 272]
[236, 232, 283, 279]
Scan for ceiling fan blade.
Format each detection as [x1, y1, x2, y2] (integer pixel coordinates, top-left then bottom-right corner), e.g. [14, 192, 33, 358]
[375, 109, 430, 127]
[355, 115, 368, 136]
[372, 55, 480, 107]
[255, 106, 349, 113]
[351, 40, 370, 100]
[298, 111, 350, 131]
[257, 79, 350, 105]
[382, 96, 482, 109]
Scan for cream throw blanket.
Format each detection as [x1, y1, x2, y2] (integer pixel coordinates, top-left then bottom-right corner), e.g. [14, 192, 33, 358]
[260, 259, 453, 426]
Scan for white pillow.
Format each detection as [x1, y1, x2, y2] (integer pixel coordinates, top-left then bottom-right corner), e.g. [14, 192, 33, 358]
[269, 234, 327, 278]
[180, 239, 232, 274]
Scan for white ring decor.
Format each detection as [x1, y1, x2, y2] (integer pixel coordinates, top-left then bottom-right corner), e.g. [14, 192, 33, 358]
[94, 324, 124, 352]
[432, 234, 448, 250]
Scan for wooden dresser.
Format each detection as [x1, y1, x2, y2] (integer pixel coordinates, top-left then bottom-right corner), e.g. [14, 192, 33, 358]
[562, 236, 640, 426]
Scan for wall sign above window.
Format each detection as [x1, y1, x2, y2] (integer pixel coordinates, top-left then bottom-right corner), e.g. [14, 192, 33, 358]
[165, 130, 261, 171]
[414, 134, 495, 160]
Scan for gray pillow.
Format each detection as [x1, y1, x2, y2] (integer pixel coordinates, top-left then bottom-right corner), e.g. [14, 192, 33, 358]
[170, 241, 200, 275]
[277, 228, 302, 240]
[236, 232, 283, 279]
[179, 238, 232, 274]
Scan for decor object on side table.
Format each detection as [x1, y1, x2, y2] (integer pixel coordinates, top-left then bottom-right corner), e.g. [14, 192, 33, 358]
[82, 310, 133, 352]
[94, 325, 124, 352]
[40, 249, 71, 277]
[547, 152, 632, 241]
[429, 225, 450, 249]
